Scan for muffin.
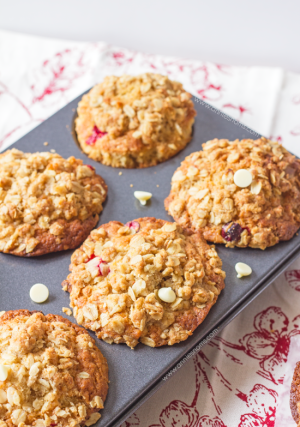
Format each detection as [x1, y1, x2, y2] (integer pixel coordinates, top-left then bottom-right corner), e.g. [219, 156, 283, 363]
[0, 310, 109, 427]
[291, 361, 300, 425]
[0, 149, 107, 256]
[62, 217, 225, 348]
[75, 73, 196, 168]
[165, 137, 300, 250]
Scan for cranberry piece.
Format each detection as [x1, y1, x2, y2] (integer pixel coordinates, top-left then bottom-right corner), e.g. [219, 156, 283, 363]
[86, 164, 95, 170]
[221, 222, 243, 242]
[86, 254, 96, 262]
[86, 126, 107, 145]
[125, 221, 140, 233]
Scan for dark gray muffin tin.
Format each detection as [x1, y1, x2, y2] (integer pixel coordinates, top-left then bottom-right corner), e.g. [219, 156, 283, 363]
[1, 93, 299, 426]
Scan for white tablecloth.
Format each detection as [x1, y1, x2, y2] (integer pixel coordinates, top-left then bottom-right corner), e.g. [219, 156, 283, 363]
[1, 29, 300, 426]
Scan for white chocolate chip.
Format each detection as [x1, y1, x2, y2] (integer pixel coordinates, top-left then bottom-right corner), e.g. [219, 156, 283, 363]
[134, 191, 152, 205]
[30, 284, 49, 303]
[234, 169, 252, 188]
[158, 287, 176, 303]
[0, 364, 8, 381]
[235, 262, 252, 278]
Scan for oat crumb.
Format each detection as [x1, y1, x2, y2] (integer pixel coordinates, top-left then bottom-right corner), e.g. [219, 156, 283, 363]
[43, 142, 48, 146]
[62, 285, 68, 291]
[156, 185, 159, 187]
[0, 311, 5, 317]
[130, 184, 133, 187]
[50, 149, 56, 153]
[119, 172, 122, 176]
[62, 307, 73, 316]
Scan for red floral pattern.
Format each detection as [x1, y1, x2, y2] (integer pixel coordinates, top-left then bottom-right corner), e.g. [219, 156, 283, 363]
[222, 103, 251, 121]
[237, 384, 277, 427]
[148, 354, 226, 427]
[285, 269, 300, 291]
[217, 307, 300, 384]
[0, 43, 102, 149]
[122, 413, 140, 427]
[30, 48, 89, 105]
[291, 126, 300, 136]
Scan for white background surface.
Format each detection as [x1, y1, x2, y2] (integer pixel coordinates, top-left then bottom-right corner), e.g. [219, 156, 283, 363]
[0, 0, 299, 72]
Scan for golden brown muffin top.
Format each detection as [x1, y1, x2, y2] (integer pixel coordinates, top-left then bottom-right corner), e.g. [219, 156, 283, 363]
[75, 73, 196, 168]
[0, 310, 109, 427]
[63, 217, 225, 348]
[165, 137, 300, 249]
[0, 149, 107, 255]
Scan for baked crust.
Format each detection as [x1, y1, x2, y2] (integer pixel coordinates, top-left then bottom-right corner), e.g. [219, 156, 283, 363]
[291, 361, 300, 424]
[62, 217, 225, 348]
[165, 137, 300, 250]
[0, 149, 107, 256]
[75, 73, 196, 168]
[0, 310, 109, 427]
[9, 216, 99, 257]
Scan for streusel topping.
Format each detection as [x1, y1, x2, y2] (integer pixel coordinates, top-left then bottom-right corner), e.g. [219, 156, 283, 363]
[63, 218, 225, 348]
[75, 73, 196, 168]
[0, 149, 107, 255]
[0, 311, 109, 427]
[165, 138, 300, 249]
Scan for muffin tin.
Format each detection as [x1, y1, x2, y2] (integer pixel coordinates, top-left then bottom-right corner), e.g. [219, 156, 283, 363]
[1, 93, 300, 427]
